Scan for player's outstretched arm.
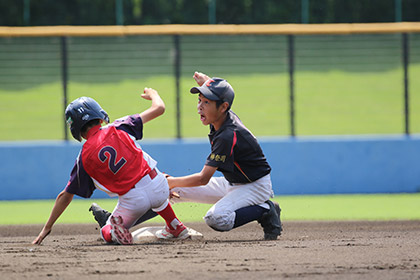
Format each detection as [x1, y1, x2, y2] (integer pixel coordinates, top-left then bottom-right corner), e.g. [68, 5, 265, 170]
[193, 71, 211, 86]
[139, 87, 165, 124]
[167, 165, 217, 189]
[32, 190, 74, 245]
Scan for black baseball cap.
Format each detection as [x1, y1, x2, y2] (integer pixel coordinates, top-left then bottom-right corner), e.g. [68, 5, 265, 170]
[190, 77, 235, 107]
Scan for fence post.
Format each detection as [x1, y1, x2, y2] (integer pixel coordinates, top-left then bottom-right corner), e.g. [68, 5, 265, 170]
[209, 0, 216, 24]
[402, 33, 410, 135]
[23, 0, 30, 26]
[115, 0, 124, 25]
[60, 36, 69, 141]
[288, 35, 296, 137]
[395, 0, 402, 22]
[174, 35, 182, 139]
[301, 0, 309, 24]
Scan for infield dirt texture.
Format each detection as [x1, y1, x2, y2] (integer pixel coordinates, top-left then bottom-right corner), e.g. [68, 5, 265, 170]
[1, 220, 420, 279]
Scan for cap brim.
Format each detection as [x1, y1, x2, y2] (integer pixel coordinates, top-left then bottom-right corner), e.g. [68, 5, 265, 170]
[190, 86, 220, 101]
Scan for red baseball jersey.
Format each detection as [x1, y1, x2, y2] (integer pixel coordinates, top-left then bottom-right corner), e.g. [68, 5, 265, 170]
[65, 114, 155, 198]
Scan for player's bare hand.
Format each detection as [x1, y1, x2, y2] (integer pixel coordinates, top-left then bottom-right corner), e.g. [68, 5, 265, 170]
[170, 191, 180, 199]
[193, 72, 211, 86]
[32, 228, 51, 245]
[141, 87, 159, 100]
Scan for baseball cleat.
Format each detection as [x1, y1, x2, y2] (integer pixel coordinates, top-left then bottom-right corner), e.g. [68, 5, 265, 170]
[155, 223, 190, 240]
[258, 200, 282, 240]
[110, 215, 133, 245]
[89, 203, 111, 228]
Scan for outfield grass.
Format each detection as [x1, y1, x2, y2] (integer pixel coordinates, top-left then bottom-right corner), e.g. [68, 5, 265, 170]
[1, 66, 420, 141]
[1, 194, 419, 225]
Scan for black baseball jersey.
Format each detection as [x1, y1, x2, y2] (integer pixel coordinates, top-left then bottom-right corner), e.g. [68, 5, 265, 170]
[206, 110, 271, 184]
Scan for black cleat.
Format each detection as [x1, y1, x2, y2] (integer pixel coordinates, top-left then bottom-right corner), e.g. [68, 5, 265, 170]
[258, 200, 282, 240]
[89, 203, 111, 228]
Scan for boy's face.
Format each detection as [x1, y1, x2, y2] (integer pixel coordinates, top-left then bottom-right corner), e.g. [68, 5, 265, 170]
[197, 94, 226, 126]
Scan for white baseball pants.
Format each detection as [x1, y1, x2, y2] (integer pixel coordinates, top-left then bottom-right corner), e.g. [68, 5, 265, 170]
[106, 168, 169, 229]
[171, 174, 274, 231]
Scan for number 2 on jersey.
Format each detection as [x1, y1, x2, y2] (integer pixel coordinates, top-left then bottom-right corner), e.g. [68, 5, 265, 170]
[98, 146, 127, 174]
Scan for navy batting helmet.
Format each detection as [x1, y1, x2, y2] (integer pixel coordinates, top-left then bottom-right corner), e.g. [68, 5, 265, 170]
[65, 97, 109, 141]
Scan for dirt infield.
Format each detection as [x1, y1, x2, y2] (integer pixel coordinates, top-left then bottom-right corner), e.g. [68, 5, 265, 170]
[1, 220, 420, 279]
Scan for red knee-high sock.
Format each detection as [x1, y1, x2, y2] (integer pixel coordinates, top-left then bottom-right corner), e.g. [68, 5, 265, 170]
[157, 203, 182, 230]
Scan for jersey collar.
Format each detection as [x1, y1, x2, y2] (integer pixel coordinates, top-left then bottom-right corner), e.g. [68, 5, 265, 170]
[85, 124, 101, 140]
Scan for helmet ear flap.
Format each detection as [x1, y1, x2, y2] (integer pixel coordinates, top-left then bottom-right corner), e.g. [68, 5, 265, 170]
[100, 110, 110, 123]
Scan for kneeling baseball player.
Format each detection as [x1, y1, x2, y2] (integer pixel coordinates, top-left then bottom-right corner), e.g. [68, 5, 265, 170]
[33, 88, 189, 245]
[90, 72, 282, 240]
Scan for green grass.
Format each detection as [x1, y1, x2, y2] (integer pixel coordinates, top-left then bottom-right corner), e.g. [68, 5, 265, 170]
[1, 66, 420, 141]
[1, 194, 420, 225]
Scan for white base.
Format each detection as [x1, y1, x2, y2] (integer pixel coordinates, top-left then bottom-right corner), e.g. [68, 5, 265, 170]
[131, 226, 203, 243]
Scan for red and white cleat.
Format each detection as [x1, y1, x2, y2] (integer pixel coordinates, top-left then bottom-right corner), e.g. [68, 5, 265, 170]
[156, 223, 190, 240]
[110, 215, 133, 245]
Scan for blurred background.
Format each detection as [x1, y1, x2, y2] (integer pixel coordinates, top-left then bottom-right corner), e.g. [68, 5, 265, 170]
[1, 0, 420, 26]
[1, 0, 420, 199]
[1, 0, 420, 141]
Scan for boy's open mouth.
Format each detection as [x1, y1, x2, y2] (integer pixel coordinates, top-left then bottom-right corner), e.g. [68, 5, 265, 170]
[200, 114, 206, 122]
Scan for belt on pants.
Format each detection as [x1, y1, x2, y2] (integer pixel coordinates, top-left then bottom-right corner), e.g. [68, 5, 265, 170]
[130, 168, 158, 191]
[148, 168, 157, 180]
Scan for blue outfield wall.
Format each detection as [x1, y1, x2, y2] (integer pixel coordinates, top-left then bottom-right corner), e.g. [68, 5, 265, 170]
[0, 135, 419, 200]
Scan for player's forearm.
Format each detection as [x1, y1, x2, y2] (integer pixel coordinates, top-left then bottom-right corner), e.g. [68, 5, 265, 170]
[44, 191, 74, 230]
[33, 191, 74, 245]
[139, 89, 166, 124]
[149, 93, 165, 117]
[168, 173, 210, 188]
[168, 165, 216, 188]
